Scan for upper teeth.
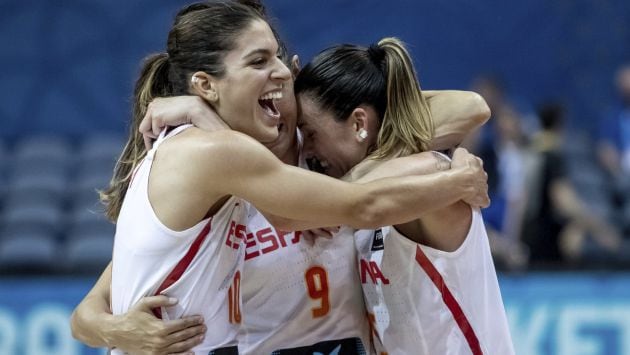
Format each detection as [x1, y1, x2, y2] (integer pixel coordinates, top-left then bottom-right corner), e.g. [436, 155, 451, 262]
[260, 91, 283, 100]
[320, 160, 329, 168]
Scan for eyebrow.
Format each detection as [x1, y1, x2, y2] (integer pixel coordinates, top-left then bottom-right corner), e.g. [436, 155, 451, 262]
[243, 48, 274, 59]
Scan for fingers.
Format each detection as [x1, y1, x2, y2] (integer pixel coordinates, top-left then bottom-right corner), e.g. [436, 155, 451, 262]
[136, 295, 178, 312]
[143, 134, 155, 151]
[311, 228, 334, 238]
[303, 227, 339, 240]
[139, 104, 153, 136]
[162, 326, 205, 354]
[141, 103, 158, 150]
[301, 230, 316, 246]
[321, 226, 340, 237]
[153, 116, 165, 137]
[167, 324, 205, 342]
[163, 316, 204, 335]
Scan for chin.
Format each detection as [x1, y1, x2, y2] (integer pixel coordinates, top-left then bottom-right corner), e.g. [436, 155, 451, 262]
[258, 128, 280, 143]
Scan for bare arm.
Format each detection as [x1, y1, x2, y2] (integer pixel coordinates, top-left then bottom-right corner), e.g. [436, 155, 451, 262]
[139, 92, 491, 152]
[139, 96, 228, 149]
[70, 263, 205, 354]
[424, 90, 491, 150]
[550, 179, 621, 251]
[170, 130, 486, 230]
[351, 149, 475, 251]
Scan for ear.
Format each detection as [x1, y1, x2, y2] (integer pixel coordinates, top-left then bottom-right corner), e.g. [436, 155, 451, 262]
[190, 71, 219, 103]
[348, 107, 370, 143]
[290, 55, 301, 78]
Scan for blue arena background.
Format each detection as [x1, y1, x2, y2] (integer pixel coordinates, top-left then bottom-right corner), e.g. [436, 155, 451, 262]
[1, 274, 629, 355]
[1, 1, 630, 355]
[1, 0, 629, 137]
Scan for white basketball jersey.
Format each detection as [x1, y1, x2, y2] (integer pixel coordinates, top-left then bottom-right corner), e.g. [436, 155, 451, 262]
[111, 126, 247, 355]
[237, 138, 370, 354]
[355, 209, 514, 355]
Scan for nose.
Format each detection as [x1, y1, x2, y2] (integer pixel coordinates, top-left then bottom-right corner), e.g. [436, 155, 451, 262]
[271, 57, 291, 83]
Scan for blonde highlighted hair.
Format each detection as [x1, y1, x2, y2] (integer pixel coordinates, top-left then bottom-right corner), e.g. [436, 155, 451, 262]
[294, 37, 433, 160]
[372, 37, 433, 158]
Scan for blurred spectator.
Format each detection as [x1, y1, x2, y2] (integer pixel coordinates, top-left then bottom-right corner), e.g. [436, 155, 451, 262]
[523, 103, 626, 267]
[464, 75, 539, 153]
[597, 64, 630, 234]
[471, 100, 530, 270]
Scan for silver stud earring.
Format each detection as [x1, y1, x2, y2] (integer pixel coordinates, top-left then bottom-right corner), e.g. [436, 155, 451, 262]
[357, 129, 368, 142]
[191, 76, 199, 84]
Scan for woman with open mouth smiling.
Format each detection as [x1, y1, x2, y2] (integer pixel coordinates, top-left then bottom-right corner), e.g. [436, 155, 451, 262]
[70, 1, 491, 354]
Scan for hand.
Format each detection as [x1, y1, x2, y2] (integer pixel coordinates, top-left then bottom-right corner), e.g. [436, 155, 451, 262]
[140, 96, 229, 150]
[107, 295, 205, 355]
[451, 148, 490, 208]
[301, 226, 340, 246]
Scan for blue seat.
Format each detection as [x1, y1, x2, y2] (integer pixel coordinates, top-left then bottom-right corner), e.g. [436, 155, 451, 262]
[1, 203, 65, 237]
[6, 174, 68, 204]
[13, 135, 72, 161]
[9, 135, 72, 180]
[63, 231, 113, 274]
[67, 207, 114, 236]
[78, 134, 123, 162]
[71, 173, 111, 210]
[0, 231, 58, 274]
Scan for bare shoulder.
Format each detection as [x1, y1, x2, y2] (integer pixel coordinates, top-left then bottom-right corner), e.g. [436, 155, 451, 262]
[160, 128, 270, 164]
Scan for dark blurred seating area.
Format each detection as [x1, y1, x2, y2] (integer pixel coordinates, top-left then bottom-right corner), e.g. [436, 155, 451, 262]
[0, 134, 122, 275]
[0, 0, 628, 275]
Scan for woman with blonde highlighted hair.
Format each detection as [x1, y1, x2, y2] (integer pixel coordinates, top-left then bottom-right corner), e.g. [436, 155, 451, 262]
[70, 2, 493, 352]
[295, 37, 515, 355]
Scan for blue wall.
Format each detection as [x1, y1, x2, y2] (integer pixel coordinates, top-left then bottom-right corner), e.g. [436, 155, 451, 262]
[1, 0, 629, 138]
[1, 274, 630, 355]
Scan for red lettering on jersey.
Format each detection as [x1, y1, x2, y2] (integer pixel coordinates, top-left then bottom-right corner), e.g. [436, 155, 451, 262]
[242, 227, 301, 261]
[225, 221, 246, 250]
[360, 259, 390, 285]
[232, 224, 246, 249]
[257, 227, 279, 254]
[292, 231, 302, 243]
[244, 232, 259, 260]
[277, 230, 290, 247]
[225, 221, 236, 248]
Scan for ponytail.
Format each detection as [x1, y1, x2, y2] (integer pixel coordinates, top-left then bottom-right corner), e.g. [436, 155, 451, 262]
[100, 53, 171, 221]
[370, 37, 433, 159]
[295, 37, 434, 161]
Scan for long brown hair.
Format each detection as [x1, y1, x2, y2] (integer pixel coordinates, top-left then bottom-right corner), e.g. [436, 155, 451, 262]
[100, 1, 264, 221]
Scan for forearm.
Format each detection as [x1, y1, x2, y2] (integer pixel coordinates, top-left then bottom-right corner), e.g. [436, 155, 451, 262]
[425, 90, 490, 150]
[205, 132, 478, 230]
[71, 263, 115, 348]
[264, 168, 469, 231]
[356, 168, 473, 229]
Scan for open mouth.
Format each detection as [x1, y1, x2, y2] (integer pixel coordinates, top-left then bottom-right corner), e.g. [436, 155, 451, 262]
[306, 156, 329, 174]
[258, 91, 282, 119]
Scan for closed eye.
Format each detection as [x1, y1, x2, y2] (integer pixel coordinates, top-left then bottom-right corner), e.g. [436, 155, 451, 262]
[250, 57, 268, 66]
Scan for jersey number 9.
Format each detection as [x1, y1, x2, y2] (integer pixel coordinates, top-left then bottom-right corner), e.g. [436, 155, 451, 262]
[304, 266, 330, 318]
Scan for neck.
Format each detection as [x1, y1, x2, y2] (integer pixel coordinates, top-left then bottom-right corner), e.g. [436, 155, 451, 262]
[273, 133, 300, 166]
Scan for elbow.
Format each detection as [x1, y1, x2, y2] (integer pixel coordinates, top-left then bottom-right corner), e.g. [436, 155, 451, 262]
[69, 309, 83, 342]
[470, 92, 491, 125]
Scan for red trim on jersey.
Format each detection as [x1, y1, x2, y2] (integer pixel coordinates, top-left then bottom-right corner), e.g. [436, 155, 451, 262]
[151, 219, 213, 318]
[414, 246, 483, 355]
